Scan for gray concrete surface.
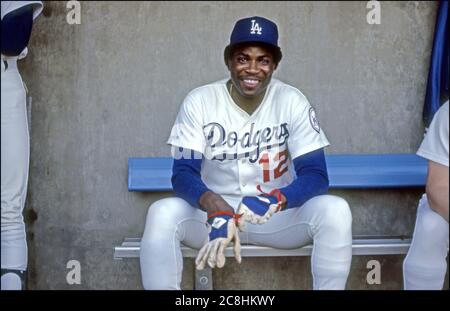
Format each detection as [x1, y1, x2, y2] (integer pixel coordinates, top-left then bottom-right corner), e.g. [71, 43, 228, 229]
[16, 1, 448, 289]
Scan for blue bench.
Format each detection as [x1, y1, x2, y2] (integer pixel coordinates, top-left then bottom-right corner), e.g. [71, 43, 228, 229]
[115, 153, 427, 289]
[127, 154, 427, 191]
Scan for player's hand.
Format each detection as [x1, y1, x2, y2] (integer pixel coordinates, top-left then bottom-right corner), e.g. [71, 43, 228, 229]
[236, 186, 283, 230]
[195, 212, 242, 270]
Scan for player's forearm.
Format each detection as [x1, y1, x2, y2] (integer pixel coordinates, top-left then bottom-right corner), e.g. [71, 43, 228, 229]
[171, 158, 210, 208]
[280, 172, 329, 209]
[171, 154, 234, 215]
[279, 149, 329, 209]
[427, 184, 449, 222]
[199, 191, 235, 216]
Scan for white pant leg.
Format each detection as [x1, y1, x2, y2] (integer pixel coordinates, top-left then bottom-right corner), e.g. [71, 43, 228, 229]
[242, 195, 353, 290]
[140, 197, 208, 290]
[1, 67, 29, 290]
[403, 196, 449, 290]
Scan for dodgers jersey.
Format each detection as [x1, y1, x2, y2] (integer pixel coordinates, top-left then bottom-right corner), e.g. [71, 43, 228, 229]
[168, 78, 329, 203]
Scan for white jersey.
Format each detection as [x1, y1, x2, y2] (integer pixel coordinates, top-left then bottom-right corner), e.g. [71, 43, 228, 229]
[168, 78, 329, 203]
[1, 1, 43, 60]
[417, 100, 449, 167]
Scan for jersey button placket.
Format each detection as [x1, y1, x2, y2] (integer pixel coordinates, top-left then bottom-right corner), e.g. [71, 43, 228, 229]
[236, 143, 246, 192]
[238, 161, 246, 190]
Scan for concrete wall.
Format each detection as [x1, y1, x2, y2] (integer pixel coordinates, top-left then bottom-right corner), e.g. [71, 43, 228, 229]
[18, 1, 447, 289]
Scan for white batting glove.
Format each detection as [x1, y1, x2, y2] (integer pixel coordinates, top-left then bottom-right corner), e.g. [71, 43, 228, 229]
[236, 186, 283, 230]
[195, 212, 242, 270]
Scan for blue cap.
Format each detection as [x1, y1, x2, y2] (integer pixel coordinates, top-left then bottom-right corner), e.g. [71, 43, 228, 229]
[224, 16, 282, 64]
[229, 16, 279, 48]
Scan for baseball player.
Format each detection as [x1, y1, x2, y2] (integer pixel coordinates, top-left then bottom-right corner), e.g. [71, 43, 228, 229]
[140, 16, 352, 290]
[1, 1, 43, 290]
[403, 100, 449, 290]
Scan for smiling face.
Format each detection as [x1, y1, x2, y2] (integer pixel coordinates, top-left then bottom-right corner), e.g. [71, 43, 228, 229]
[227, 44, 277, 98]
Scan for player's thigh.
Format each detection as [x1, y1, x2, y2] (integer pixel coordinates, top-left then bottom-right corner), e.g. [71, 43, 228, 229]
[242, 194, 351, 248]
[242, 207, 314, 248]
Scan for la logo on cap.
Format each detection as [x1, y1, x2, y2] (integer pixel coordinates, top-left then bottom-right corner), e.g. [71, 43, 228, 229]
[250, 19, 262, 35]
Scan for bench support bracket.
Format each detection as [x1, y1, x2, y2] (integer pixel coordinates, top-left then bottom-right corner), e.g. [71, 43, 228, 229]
[195, 267, 213, 290]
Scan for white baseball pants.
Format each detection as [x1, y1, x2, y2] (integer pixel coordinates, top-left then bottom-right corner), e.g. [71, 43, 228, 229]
[403, 195, 449, 290]
[1, 58, 29, 290]
[140, 194, 352, 290]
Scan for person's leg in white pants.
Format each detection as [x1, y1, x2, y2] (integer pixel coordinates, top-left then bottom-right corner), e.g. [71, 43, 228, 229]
[242, 194, 353, 290]
[140, 194, 352, 290]
[403, 196, 449, 290]
[1, 65, 30, 290]
[140, 197, 208, 290]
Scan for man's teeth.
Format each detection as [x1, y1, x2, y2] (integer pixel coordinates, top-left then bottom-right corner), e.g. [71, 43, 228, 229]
[244, 79, 258, 85]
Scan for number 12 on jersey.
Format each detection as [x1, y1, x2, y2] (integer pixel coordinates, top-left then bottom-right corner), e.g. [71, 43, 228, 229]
[258, 149, 289, 183]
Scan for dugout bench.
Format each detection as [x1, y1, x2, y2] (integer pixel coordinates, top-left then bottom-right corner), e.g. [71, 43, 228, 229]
[114, 154, 427, 289]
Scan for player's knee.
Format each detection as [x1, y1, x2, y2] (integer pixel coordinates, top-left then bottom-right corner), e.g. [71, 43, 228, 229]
[141, 199, 182, 258]
[146, 197, 190, 222]
[318, 195, 352, 232]
[143, 197, 197, 237]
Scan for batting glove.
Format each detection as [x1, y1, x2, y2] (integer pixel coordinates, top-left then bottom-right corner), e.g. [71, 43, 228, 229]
[236, 185, 283, 230]
[195, 212, 242, 270]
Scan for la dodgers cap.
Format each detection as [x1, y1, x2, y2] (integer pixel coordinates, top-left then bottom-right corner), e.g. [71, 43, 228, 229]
[224, 16, 282, 64]
[230, 16, 279, 48]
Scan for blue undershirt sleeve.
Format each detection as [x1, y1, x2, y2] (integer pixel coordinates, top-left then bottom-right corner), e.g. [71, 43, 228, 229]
[1, 5, 34, 56]
[171, 150, 210, 209]
[279, 148, 329, 209]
